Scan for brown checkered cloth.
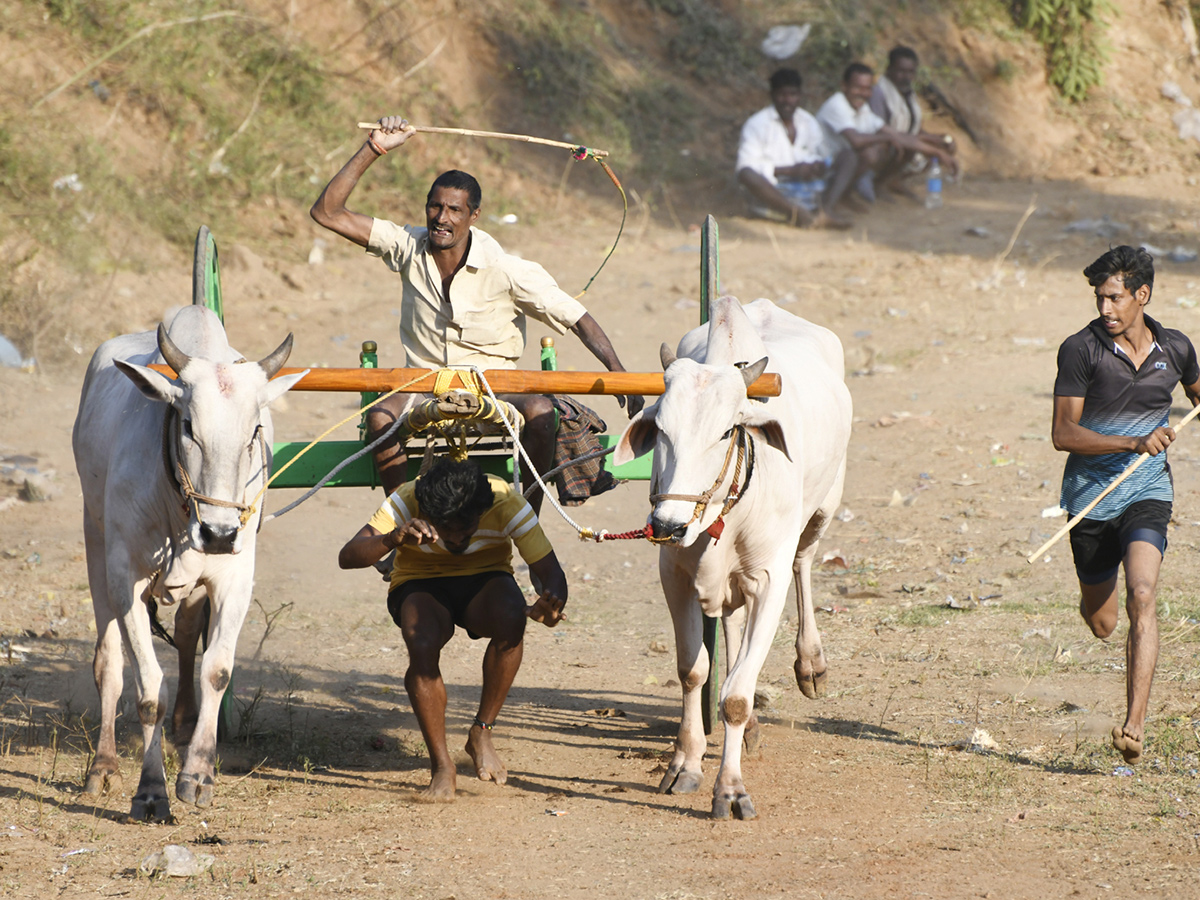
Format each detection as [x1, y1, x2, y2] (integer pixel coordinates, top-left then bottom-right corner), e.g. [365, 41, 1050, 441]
[550, 396, 618, 506]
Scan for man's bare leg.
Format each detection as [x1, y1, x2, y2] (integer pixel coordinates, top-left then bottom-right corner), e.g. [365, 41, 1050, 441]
[462, 577, 528, 785]
[366, 393, 414, 495]
[399, 594, 458, 800]
[1114, 541, 1163, 764]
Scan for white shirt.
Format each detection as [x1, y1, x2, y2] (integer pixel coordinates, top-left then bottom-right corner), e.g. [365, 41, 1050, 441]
[735, 104, 827, 186]
[817, 91, 886, 150]
[366, 220, 587, 369]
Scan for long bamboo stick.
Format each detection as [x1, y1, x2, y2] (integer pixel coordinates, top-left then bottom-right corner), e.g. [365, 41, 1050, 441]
[1027, 402, 1200, 564]
[147, 365, 782, 397]
[356, 122, 609, 158]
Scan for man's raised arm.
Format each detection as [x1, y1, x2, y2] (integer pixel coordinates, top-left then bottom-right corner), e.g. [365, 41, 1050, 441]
[311, 115, 417, 247]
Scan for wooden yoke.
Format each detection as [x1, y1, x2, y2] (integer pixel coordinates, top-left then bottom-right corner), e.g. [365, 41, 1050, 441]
[147, 365, 784, 398]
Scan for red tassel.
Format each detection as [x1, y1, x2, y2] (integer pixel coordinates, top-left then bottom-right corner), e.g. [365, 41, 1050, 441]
[706, 518, 725, 542]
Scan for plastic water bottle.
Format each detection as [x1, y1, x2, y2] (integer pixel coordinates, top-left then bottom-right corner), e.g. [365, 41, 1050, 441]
[925, 159, 943, 210]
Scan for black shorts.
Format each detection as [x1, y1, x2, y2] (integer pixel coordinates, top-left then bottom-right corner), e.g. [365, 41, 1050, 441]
[386, 571, 513, 640]
[1068, 499, 1171, 585]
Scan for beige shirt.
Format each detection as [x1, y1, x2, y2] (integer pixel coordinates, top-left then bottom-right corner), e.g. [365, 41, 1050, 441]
[366, 219, 588, 369]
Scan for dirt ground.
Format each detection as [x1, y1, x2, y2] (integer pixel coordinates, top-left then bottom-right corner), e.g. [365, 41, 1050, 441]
[2, 172, 1200, 898]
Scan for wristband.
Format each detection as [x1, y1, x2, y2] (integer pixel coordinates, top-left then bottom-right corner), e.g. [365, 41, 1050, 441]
[367, 136, 387, 156]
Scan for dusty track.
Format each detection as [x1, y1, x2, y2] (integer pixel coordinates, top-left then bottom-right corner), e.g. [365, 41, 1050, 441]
[2, 174, 1200, 897]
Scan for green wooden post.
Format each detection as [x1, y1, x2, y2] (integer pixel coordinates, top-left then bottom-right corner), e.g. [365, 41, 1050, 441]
[192, 225, 224, 324]
[358, 340, 381, 489]
[699, 215, 720, 737]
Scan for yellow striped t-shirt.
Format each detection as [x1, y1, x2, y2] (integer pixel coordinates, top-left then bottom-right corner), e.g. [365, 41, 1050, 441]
[367, 475, 553, 591]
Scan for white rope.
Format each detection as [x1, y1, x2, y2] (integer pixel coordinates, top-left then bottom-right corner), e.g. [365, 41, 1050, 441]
[467, 366, 605, 541]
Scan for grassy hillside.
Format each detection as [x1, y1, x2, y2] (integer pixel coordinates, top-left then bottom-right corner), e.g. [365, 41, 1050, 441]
[2, 0, 1199, 356]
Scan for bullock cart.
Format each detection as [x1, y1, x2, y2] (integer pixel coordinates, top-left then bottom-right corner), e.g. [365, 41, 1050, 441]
[181, 219, 752, 738]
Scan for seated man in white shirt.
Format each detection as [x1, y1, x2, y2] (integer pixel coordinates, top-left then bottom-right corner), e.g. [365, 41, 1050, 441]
[868, 46, 958, 198]
[735, 68, 852, 229]
[311, 116, 644, 512]
[818, 62, 958, 213]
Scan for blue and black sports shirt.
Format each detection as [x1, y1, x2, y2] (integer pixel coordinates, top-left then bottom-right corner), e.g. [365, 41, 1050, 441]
[1055, 315, 1199, 520]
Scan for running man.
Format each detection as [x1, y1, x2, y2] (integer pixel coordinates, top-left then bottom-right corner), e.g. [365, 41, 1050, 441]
[1052, 245, 1200, 765]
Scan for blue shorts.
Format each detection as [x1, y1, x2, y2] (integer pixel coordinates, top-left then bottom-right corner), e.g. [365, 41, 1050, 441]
[1068, 499, 1170, 585]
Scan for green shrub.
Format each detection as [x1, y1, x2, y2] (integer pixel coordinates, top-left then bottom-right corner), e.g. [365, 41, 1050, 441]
[1013, 0, 1115, 102]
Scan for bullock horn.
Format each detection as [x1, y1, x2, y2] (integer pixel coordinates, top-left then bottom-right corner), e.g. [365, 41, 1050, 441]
[157, 323, 191, 376]
[741, 356, 769, 389]
[257, 333, 294, 379]
[659, 343, 677, 370]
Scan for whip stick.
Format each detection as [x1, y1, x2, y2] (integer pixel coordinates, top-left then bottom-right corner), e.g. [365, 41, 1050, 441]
[357, 122, 609, 158]
[1027, 402, 1200, 564]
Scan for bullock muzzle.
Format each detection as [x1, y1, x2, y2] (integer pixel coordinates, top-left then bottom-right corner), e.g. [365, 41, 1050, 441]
[198, 521, 239, 555]
[649, 513, 689, 544]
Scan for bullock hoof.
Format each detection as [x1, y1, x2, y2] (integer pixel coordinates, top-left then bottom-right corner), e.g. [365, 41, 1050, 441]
[130, 793, 172, 822]
[176, 772, 214, 808]
[711, 793, 757, 820]
[658, 766, 702, 795]
[732, 795, 758, 820]
[795, 664, 828, 700]
[82, 769, 122, 798]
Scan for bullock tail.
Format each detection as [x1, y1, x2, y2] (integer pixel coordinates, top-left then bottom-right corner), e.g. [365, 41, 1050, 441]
[146, 598, 178, 649]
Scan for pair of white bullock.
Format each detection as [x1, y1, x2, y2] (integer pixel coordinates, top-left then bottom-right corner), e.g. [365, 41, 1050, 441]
[74, 296, 850, 821]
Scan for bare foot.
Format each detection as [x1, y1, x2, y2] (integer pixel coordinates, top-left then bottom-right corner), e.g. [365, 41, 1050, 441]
[811, 210, 852, 231]
[1111, 725, 1144, 765]
[466, 725, 508, 785]
[418, 765, 457, 802]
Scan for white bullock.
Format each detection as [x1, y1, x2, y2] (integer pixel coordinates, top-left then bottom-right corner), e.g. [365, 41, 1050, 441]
[615, 296, 852, 819]
[72, 305, 304, 820]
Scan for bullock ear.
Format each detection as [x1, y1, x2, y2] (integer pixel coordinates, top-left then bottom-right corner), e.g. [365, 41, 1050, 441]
[613, 405, 658, 465]
[744, 419, 790, 461]
[260, 369, 309, 407]
[115, 360, 183, 405]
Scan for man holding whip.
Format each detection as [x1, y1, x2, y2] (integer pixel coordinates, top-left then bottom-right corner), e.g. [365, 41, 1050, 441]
[1051, 245, 1200, 765]
[310, 115, 643, 511]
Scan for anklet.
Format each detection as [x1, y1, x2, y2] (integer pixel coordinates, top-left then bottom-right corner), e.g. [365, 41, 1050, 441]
[473, 716, 495, 731]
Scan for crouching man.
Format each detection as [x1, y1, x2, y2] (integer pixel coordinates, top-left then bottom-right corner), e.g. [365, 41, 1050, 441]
[339, 458, 568, 800]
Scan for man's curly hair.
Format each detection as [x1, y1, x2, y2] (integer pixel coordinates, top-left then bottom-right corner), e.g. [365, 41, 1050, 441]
[414, 459, 494, 523]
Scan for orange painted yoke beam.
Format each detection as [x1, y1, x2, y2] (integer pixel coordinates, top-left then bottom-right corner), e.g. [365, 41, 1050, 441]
[146, 365, 783, 397]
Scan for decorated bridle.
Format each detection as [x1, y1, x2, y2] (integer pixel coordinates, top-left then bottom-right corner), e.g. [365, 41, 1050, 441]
[647, 424, 756, 544]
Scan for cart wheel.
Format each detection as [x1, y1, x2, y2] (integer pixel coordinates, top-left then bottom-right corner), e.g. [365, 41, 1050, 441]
[192, 225, 224, 324]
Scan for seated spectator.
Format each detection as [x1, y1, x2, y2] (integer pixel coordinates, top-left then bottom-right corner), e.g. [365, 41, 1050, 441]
[735, 68, 852, 229]
[818, 62, 958, 213]
[869, 45, 958, 197]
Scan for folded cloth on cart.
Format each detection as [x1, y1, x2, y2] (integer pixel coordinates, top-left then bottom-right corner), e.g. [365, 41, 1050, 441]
[551, 396, 617, 506]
